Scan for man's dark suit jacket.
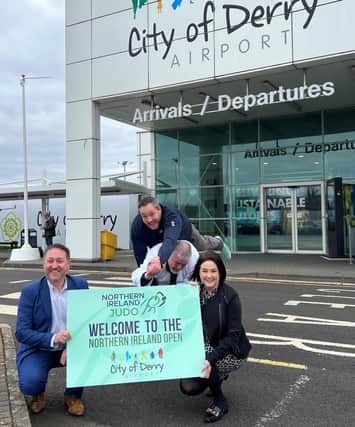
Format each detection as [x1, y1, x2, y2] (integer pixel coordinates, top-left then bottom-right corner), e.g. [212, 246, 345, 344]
[16, 275, 88, 367]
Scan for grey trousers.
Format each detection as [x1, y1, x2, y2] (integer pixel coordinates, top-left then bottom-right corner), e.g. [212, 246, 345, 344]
[191, 224, 223, 251]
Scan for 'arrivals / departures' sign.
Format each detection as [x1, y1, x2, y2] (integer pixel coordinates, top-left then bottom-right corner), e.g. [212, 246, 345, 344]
[132, 81, 335, 124]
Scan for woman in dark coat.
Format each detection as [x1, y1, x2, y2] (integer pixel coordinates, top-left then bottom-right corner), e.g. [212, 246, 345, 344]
[42, 212, 56, 247]
[180, 251, 251, 423]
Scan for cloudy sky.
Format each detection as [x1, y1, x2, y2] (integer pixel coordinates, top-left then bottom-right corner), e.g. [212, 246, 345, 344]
[0, 1, 138, 185]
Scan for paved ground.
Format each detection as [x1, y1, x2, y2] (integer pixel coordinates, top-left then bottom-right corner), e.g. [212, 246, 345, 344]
[2, 249, 355, 281]
[0, 323, 31, 426]
[0, 248, 354, 426]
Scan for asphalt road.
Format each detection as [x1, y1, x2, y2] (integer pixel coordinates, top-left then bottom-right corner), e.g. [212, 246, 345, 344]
[0, 267, 354, 426]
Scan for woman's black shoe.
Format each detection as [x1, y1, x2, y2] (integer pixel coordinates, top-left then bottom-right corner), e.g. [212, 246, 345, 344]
[204, 403, 229, 423]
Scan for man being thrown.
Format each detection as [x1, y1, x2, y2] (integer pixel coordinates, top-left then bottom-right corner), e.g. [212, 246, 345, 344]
[131, 196, 231, 268]
[16, 243, 88, 416]
[131, 240, 199, 286]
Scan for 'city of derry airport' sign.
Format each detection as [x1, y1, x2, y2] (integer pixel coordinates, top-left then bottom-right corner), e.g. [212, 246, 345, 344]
[129, 1, 319, 60]
[66, 285, 205, 387]
[132, 81, 335, 124]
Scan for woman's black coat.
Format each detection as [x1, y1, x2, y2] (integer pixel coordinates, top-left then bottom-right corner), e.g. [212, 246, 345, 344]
[200, 282, 251, 365]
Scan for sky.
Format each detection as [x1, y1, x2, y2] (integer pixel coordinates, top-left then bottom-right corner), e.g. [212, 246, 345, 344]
[0, 1, 138, 185]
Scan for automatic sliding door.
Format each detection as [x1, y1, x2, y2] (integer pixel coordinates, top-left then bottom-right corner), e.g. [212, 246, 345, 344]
[265, 187, 292, 250]
[264, 183, 324, 253]
[296, 185, 323, 251]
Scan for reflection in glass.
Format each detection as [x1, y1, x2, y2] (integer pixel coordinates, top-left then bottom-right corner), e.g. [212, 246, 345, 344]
[179, 156, 200, 187]
[231, 151, 259, 184]
[233, 185, 260, 251]
[265, 187, 292, 250]
[231, 121, 258, 150]
[260, 113, 321, 147]
[156, 159, 178, 189]
[180, 187, 226, 219]
[260, 113, 322, 183]
[200, 155, 223, 186]
[261, 146, 322, 183]
[156, 131, 178, 159]
[180, 188, 201, 218]
[324, 107, 355, 142]
[325, 143, 355, 180]
[296, 186, 322, 250]
[156, 190, 178, 207]
[191, 219, 229, 243]
[180, 125, 229, 157]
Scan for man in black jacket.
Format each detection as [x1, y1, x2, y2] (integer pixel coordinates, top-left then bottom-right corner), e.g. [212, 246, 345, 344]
[131, 196, 231, 267]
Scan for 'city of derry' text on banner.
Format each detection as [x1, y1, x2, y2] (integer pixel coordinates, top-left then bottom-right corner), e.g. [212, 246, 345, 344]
[66, 285, 205, 387]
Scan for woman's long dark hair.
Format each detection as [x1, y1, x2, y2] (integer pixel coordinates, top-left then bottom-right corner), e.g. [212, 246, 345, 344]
[190, 251, 226, 286]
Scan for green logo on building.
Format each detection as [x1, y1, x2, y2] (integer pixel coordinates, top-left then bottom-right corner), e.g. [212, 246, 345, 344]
[131, 0, 149, 18]
[131, 0, 193, 18]
[0, 212, 21, 241]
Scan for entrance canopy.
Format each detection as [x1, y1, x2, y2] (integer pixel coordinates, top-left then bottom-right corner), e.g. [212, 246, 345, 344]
[0, 179, 150, 202]
[97, 59, 355, 132]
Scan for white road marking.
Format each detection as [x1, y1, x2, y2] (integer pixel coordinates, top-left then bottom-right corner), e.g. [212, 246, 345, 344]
[8, 280, 31, 284]
[0, 288, 108, 301]
[254, 374, 311, 427]
[317, 288, 355, 294]
[88, 280, 134, 287]
[258, 312, 355, 327]
[0, 277, 134, 303]
[285, 300, 355, 309]
[0, 304, 17, 316]
[230, 276, 355, 286]
[301, 293, 355, 300]
[1, 292, 20, 299]
[0, 283, 131, 317]
[249, 332, 355, 357]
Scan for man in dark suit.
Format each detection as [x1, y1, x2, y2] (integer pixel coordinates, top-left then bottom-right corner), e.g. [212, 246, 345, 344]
[16, 243, 88, 416]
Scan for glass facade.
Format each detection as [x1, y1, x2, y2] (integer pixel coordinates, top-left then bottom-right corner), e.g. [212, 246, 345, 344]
[155, 107, 355, 253]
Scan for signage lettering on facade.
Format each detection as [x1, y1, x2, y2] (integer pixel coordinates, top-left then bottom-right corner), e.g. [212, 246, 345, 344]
[236, 197, 306, 209]
[218, 82, 334, 112]
[129, 1, 319, 60]
[244, 139, 355, 159]
[132, 81, 335, 124]
[223, 1, 318, 32]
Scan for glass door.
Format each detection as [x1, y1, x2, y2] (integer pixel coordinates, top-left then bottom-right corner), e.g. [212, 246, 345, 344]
[264, 186, 293, 250]
[262, 183, 325, 253]
[296, 185, 323, 251]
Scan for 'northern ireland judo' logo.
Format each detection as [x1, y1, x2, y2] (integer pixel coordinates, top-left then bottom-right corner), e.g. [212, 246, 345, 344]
[132, 0, 194, 19]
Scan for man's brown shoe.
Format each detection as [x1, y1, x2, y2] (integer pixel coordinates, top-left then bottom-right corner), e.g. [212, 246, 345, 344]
[30, 393, 45, 414]
[64, 395, 85, 416]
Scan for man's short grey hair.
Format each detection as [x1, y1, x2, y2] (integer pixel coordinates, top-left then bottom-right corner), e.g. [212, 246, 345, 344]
[172, 241, 192, 262]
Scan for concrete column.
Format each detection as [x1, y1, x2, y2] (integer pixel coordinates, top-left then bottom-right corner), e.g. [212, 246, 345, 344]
[65, 100, 101, 260]
[65, 3, 99, 260]
[137, 131, 155, 191]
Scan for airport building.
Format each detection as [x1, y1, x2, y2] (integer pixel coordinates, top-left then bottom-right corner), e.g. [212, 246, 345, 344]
[65, 0, 355, 260]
